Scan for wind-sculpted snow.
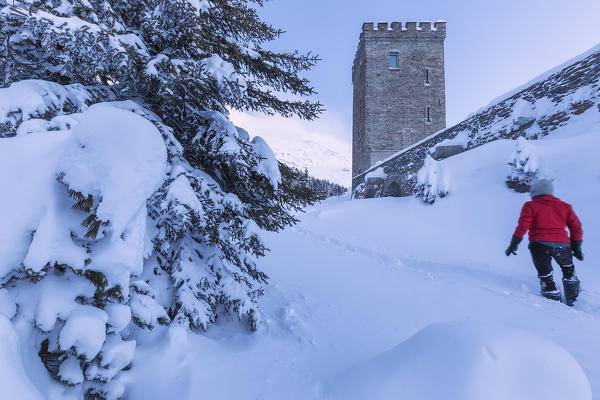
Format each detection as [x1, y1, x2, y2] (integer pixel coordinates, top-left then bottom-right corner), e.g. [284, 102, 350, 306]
[353, 44, 600, 196]
[329, 322, 592, 400]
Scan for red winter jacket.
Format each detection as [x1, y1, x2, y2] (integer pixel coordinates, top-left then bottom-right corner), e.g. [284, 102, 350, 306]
[513, 195, 583, 242]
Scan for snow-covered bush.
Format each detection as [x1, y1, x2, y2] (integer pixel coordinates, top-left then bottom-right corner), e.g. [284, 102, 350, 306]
[352, 183, 368, 199]
[416, 155, 449, 204]
[148, 161, 269, 331]
[506, 137, 540, 192]
[0, 0, 323, 398]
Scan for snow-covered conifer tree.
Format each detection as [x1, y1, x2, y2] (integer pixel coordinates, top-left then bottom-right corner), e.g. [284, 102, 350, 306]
[279, 164, 347, 201]
[0, 0, 322, 398]
[506, 137, 540, 192]
[416, 155, 449, 204]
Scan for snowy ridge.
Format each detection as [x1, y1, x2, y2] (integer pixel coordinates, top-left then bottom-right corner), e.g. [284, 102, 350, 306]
[273, 140, 350, 185]
[353, 42, 600, 193]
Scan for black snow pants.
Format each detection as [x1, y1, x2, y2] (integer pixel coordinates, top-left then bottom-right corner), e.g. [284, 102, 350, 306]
[528, 242, 575, 279]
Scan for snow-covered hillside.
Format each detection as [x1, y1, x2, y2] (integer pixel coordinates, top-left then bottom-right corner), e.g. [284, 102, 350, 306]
[188, 103, 600, 399]
[54, 96, 597, 399]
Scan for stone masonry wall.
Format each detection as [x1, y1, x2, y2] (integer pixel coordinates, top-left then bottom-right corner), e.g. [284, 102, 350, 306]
[352, 38, 368, 177]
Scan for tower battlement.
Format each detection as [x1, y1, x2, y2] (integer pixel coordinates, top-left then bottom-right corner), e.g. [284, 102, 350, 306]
[352, 20, 447, 179]
[362, 21, 446, 35]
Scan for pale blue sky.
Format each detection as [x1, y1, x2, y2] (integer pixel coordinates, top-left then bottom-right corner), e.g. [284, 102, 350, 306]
[251, 0, 600, 138]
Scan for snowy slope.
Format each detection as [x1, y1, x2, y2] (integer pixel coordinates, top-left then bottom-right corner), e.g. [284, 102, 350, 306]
[121, 98, 600, 399]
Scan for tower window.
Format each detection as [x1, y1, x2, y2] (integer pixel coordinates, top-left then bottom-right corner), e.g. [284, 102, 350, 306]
[425, 68, 431, 85]
[389, 52, 399, 69]
[425, 106, 432, 124]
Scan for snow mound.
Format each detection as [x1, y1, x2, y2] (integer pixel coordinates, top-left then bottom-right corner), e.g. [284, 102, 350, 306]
[60, 103, 167, 237]
[329, 321, 592, 400]
[59, 307, 108, 361]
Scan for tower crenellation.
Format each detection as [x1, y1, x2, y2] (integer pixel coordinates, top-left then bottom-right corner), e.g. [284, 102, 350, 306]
[361, 21, 446, 33]
[419, 22, 432, 32]
[404, 21, 417, 31]
[377, 22, 389, 31]
[352, 20, 447, 178]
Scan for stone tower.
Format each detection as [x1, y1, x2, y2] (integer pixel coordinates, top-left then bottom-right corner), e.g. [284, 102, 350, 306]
[352, 21, 447, 177]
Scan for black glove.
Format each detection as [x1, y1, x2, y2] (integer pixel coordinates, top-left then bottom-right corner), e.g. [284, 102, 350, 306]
[571, 239, 584, 261]
[505, 235, 522, 256]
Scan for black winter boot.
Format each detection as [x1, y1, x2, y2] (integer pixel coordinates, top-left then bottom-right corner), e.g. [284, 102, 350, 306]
[560, 264, 580, 306]
[539, 273, 561, 302]
[562, 276, 580, 306]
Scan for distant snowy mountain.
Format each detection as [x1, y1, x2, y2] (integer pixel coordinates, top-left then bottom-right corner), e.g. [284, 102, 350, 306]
[270, 139, 350, 185]
[230, 110, 351, 186]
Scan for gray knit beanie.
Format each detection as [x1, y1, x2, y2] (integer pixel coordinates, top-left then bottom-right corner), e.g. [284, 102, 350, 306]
[530, 179, 554, 198]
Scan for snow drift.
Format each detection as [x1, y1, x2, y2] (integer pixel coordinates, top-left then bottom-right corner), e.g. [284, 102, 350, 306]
[328, 321, 591, 400]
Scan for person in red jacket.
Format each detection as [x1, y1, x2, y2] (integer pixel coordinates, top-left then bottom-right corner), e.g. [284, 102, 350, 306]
[505, 179, 583, 305]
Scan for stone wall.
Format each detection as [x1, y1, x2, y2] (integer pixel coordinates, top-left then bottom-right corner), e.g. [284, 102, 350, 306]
[352, 38, 368, 177]
[352, 21, 447, 177]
